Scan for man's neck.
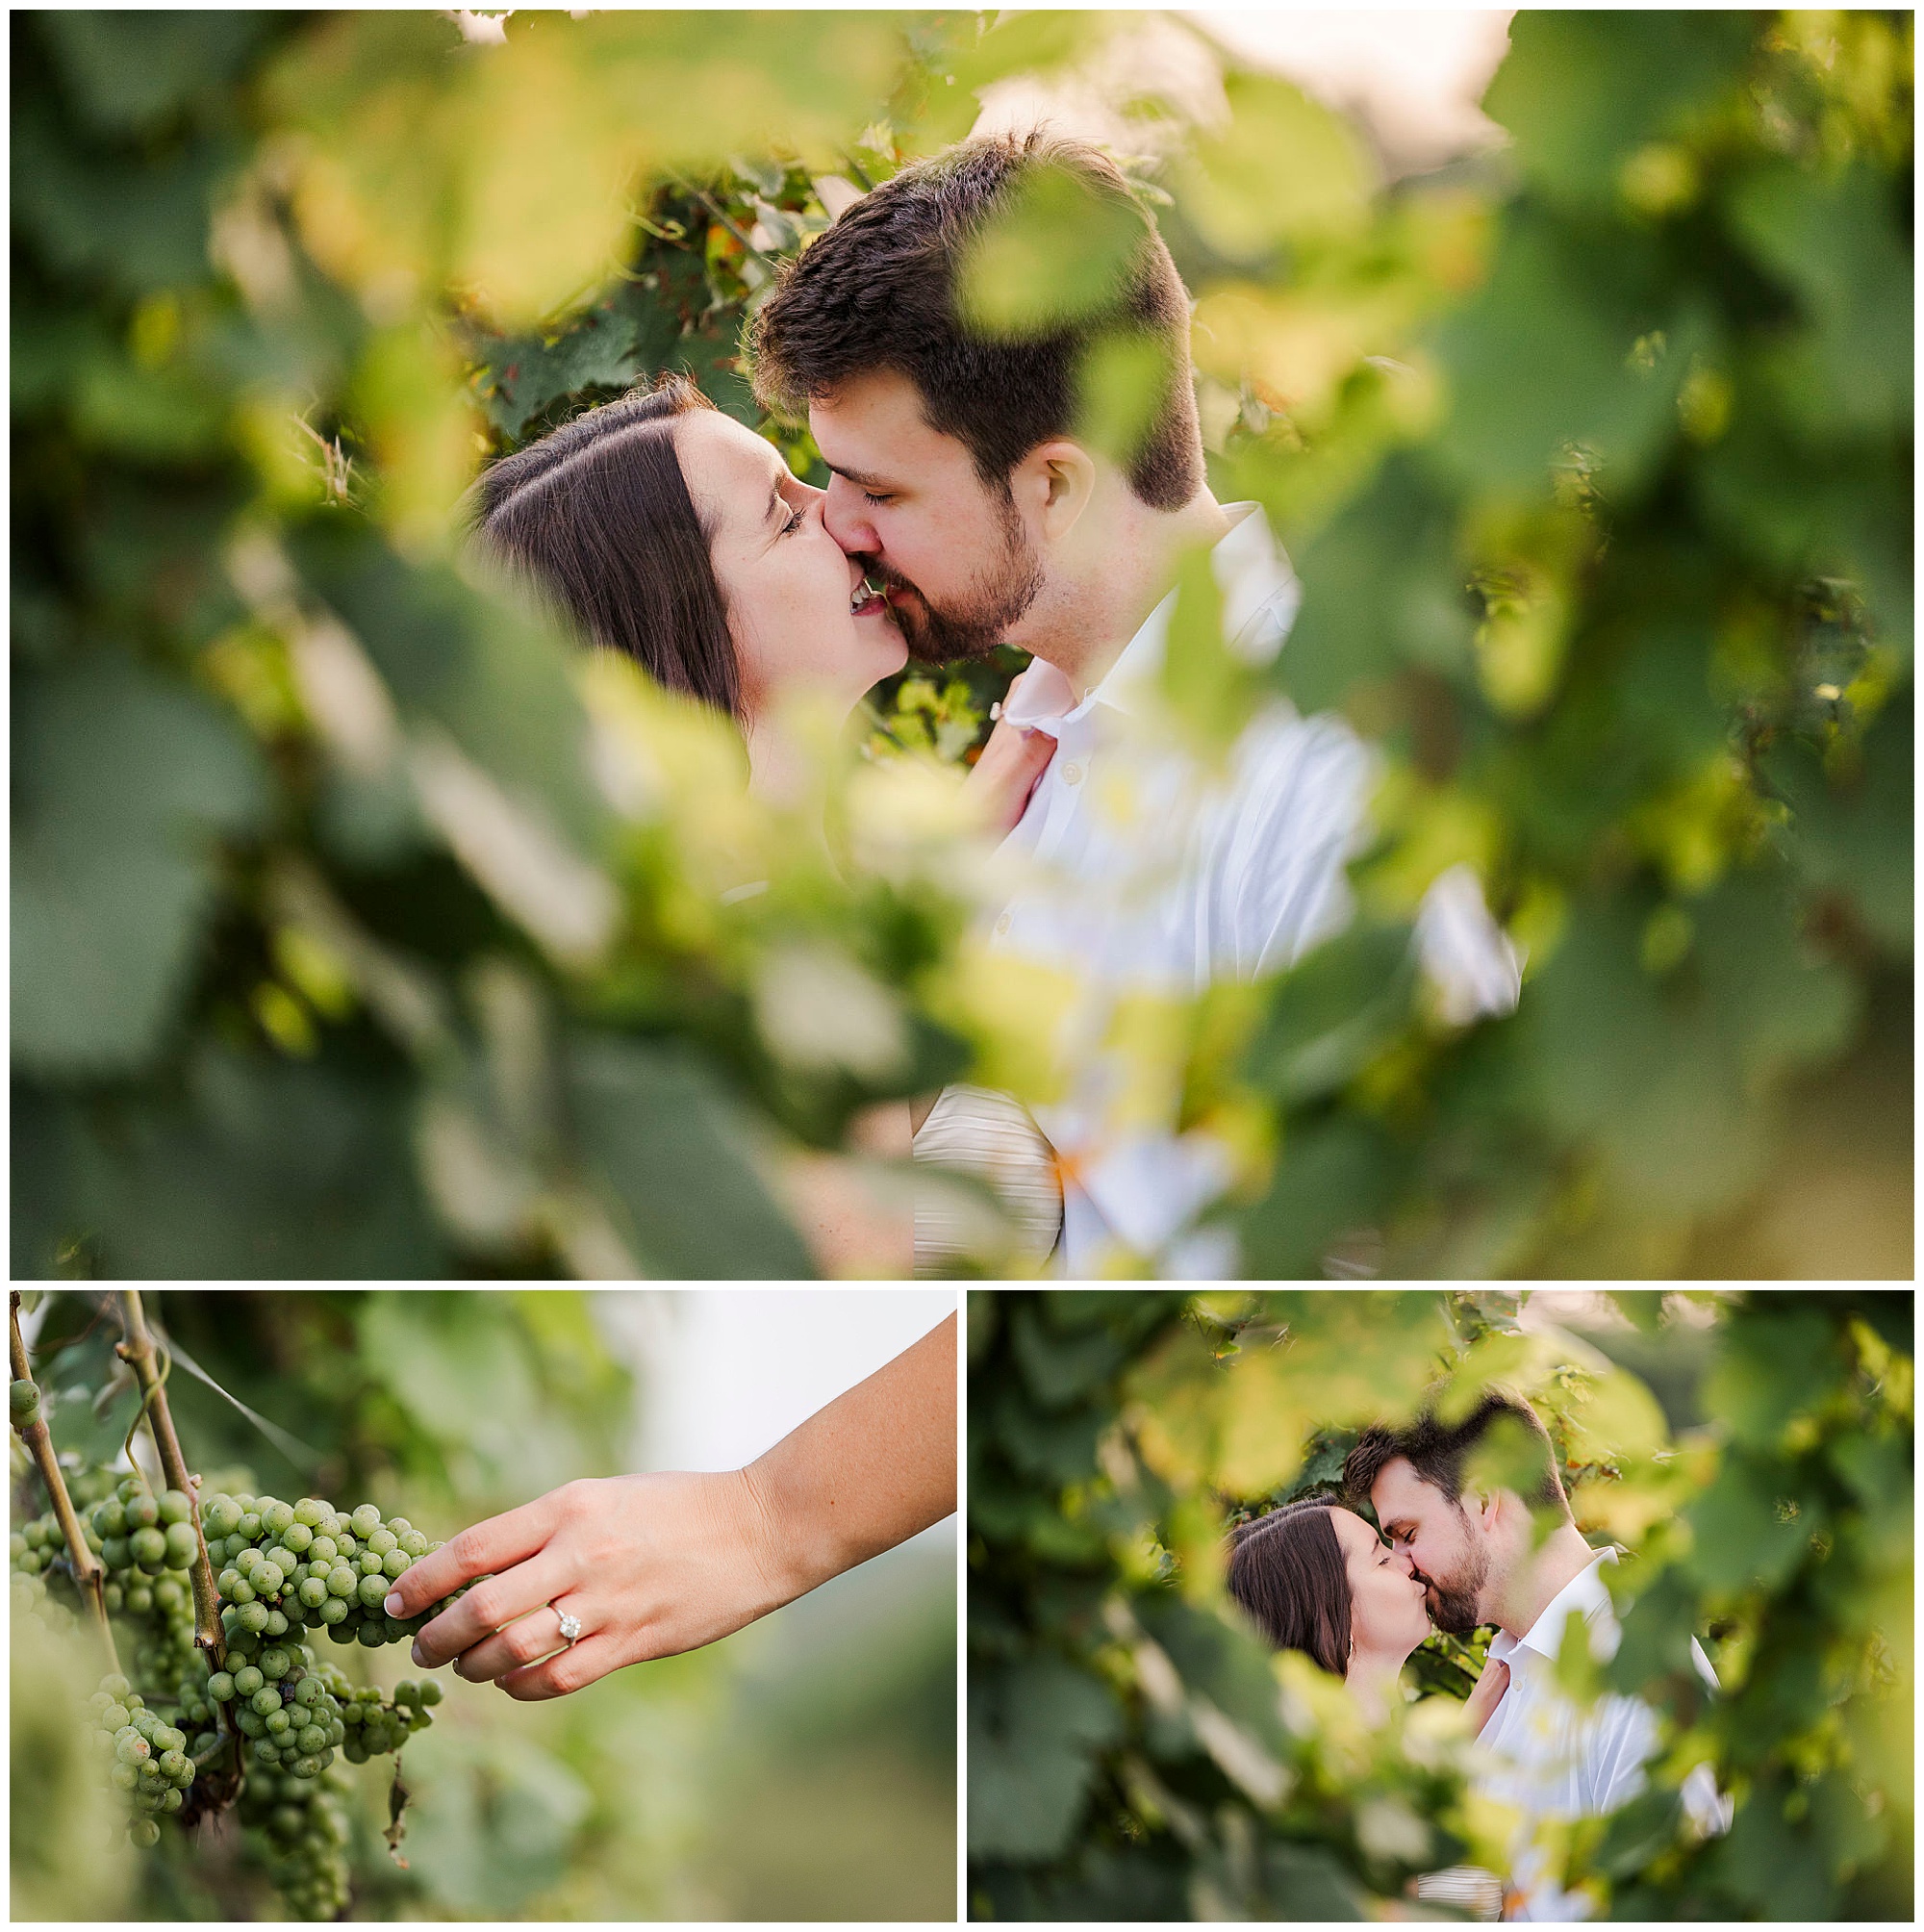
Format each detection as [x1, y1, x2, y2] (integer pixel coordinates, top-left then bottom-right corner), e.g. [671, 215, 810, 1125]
[1487, 1523, 1600, 1642]
[1021, 487, 1233, 702]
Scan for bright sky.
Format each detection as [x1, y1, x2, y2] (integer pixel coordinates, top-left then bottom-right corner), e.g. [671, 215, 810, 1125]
[597, 1288, 957, 1474]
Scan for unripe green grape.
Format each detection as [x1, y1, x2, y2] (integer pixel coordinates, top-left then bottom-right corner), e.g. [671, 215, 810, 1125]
[159, 1747, 190, 1780]
[356, 1574, 388, 1611]
[235, 1707, 266, 1739]
[129, 1524, 165, 1565]
[154, 1576, 187, 1613]
[130, 1818, 161, 1849]
[202, 1495, 241, 1537]
[221, 1532, 248, 1563]
[164, 1523, 198, 1569]
[298, 1577, 328, 1610]
[101, 1701, 132, 1732]
[318, 1597, 348, 1626]
[266, 1709, 292, 1736]
[292, 1498, 326, 1529]
[356, 1621, 384, 1648]
[126, 1493, 160, 1531]
[102, 1537, 132, 1572]
[232, 1665, 264, 1697]
[103, 1583, 125, 1614]
[326, 1618, 355, 1644]
[251, 1686, 282, 1717]
[307, 1536, 338, 1564]
[350, 1505, 382, 1538]
[237, 1513, 262, 1540]
[229, 1576, 257, 1605]
[116, 1734, 152, 1766]
[324, 1565, 356, 1599]
[255, 1561, 287, 1596]
[393, 1680, 419, 1708]
[279, 1522, 313, 1556]
[342, 1736, 368, 1765]
[191, 1731, 217, 1756]
[111, 1760, 139, 1791]
[292, 1675, 325, 1707]
[334, 1534, 358, 1559]
[126, 1582, 155, 1614]
[10, 1377, 40, 1423]
[157, 1488, 192, 1525]
[262, 1502, 295, 1537]
[261, 1648, 291, 1680]
[264, 1610, 289, 1636]
[354, 1551, 381, 1578]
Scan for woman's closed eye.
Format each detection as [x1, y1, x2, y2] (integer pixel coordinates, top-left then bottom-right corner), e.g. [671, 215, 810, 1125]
[779, 502, 806, 536]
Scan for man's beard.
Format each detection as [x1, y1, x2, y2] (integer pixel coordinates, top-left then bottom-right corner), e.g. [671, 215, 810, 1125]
[880, 493, 1042, 667]
[1418, 1526, 1489, 1636]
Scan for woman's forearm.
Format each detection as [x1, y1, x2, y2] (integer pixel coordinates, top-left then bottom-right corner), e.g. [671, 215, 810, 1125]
[741, 1313, 956, 1604]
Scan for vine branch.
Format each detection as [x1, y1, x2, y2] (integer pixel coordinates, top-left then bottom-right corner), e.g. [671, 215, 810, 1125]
[11, 1289, 118, 1672]
[115, 1292, 228, 1672]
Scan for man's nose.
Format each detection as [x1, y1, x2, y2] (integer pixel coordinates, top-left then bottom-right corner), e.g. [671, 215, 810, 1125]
[822, 486, 877, 559]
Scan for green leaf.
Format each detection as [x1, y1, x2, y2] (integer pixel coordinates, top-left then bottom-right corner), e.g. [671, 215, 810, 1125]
[1174, 69, 1373, 261]
[1243, 922, 1417, 1107]
[1683, 1451, 1820, 1594]
[1235, 1117, 1404, 1279]
[1483, 12, 1752, 209]
[564, 1031, 815, 1279]
[967, 1657, 1122, 1862]
[13, 658, 268, 1077]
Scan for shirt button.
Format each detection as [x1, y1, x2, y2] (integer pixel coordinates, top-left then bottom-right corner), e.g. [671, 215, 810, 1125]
[1061, 761, 1083, 786]
[994, 911, 1012, 937]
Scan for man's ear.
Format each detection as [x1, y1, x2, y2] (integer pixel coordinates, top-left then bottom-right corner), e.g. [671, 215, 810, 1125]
[1010, 438, 1098, 546]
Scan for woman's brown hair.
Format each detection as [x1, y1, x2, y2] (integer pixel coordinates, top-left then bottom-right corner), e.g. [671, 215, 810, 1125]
[470, 373, 744, 720]
[1226, 1499, 1353, 1678]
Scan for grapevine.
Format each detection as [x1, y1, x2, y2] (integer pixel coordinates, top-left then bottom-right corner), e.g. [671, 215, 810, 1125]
[10, 1292, 465, 1917]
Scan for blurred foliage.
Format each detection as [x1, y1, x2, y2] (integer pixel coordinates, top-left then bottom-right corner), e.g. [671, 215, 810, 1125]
[967, 1287, 1913, 1919]
[9, 10, 1911, 1277]
[13, 1287, 954, 1919]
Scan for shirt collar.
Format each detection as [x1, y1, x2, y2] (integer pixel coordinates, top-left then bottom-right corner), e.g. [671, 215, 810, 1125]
[1486, 1546, 1619, 1667]
[999, 501, 1300, 734]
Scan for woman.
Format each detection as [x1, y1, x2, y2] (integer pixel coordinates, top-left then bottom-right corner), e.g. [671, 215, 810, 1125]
[1227, 1498, 1508, 1731]
[1228, 1499, 1509, 1919]
[476, 376, 1065, 1273]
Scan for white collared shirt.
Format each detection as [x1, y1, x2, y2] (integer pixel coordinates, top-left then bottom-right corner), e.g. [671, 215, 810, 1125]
[989, 502, 1520, 1277]
[1480, 1547, 1730, 1920]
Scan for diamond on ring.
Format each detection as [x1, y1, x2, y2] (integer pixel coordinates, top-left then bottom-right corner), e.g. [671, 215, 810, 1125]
[556, 1610, 581, 1644]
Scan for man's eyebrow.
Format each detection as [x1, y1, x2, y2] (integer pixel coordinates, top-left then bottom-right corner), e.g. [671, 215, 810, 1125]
[823, 460, 897, 492]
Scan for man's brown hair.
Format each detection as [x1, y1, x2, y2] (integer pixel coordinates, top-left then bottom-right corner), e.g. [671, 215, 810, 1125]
[1342, 1390, 1575, 1524]
[747, 129, 1203, 511]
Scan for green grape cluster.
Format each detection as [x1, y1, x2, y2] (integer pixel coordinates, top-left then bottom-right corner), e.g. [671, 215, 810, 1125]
[86, 1670, 196, 1848]
[236, 1755, 355, 1919]
[13, 1468, 459, 1916]
[197, 1489, 462, 1654]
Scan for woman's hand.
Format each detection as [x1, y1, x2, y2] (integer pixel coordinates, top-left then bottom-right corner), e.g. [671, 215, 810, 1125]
[961, 718, 1054, 838]
[382, 1316, 956, 1699]
[381, 1469, 784, 1700]
[1462, 1655, 1510, 1737]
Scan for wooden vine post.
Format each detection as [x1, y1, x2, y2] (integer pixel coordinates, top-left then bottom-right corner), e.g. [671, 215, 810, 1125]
[115, 1290, 228, 1669]
[10, 1289, 119, 1672]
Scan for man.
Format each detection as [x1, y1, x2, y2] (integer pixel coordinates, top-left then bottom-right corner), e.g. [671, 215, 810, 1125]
[751, 131, 1519, 1275]
[1344, 1391, 1731, 1920]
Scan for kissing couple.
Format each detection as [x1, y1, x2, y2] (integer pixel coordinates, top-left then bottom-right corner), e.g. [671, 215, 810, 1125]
[473, 128, 1521, 1279]
[1228, 1389, 1731, 1919]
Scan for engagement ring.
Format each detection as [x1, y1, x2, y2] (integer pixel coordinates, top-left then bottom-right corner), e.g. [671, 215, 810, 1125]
[556, 1608, 581, 1645]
